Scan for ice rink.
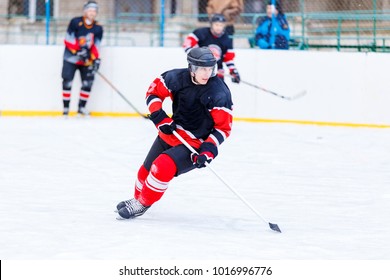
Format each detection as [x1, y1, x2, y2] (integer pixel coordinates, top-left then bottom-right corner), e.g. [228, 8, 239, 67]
[0, 117, 389, 260]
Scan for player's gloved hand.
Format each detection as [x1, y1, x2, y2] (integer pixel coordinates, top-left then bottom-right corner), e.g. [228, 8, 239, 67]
[76, 48, 90, 61]
[191, 142, 218, 168]
[149, 109, 176, 135]
[92, 58, 101, 74]
[229, 68, 240, 84]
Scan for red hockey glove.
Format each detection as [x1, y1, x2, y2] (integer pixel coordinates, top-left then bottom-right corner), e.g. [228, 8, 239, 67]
[229, 68, 240, 84]
[191, 142, 218, 168]
[149, 109, 176, 135]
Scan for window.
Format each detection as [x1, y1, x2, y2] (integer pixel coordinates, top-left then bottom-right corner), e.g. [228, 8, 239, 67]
[7, 0, 53, 19]
[115, 0, 154, 22]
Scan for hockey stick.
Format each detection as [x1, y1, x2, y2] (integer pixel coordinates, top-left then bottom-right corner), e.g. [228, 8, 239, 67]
[226, 74, 307, 101]
[97, 71, 149, 119]
[172, 130, 281, 233]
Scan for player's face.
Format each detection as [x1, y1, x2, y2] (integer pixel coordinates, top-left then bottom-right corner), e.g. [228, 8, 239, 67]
[193, 67, 214, 85]
[84, 8, 97, 21]
[211, 22, 225, 36]
[266, 5, 278, 17]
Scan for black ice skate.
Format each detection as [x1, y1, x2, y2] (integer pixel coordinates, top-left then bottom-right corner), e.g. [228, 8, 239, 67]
[116, 199, 131, 211]
[77, 107, 90, 116]
[63, 107, 69, 116]
[117, 198, 150, 219]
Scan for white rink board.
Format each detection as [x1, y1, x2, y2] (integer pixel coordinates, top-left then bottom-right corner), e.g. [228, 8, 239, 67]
[0, 45, 389, 125]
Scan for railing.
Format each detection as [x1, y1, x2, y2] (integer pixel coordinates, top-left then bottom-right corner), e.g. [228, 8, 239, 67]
[248, 12, 390, 51]
[1, 12, 390, 52]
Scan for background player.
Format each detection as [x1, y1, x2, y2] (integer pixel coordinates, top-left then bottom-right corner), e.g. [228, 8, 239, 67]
[61, 1, 103, 116]
[116, 47, 233, 219]
[182, 14, 240, 84]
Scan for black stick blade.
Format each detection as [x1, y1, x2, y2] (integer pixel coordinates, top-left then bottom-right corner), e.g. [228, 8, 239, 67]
[269, 222, 282, 233]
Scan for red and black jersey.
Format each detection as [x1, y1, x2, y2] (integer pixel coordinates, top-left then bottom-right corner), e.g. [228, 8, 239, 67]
[63, 16, 103, 66]
[183, 27, 236, 71]
[146, 68, 233, 149]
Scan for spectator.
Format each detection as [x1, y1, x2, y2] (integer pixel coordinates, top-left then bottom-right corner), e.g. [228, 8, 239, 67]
[206, 0, 244, 35]
[255, 1, 290, 50]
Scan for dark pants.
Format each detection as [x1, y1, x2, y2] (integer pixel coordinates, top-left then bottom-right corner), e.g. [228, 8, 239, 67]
[61, 60, 95, 89]
[143, 136, 196, 176]
[62, 60, 95, 109]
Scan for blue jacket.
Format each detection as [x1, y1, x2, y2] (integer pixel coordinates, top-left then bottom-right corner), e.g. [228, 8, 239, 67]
[255, 14, 290, 49]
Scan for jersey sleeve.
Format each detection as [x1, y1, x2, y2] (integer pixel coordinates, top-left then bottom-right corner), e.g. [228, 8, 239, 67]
[64, 18, 80, 54]
[204, 92, 233, 146]
[90, 25, 103, 60]
[182, 31, 199, 53]
[145, 72, 173, 113]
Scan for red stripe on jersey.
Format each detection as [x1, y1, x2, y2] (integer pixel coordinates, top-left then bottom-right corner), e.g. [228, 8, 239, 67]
[148, 100, 162, 113]
[158, 108, 232, 148]
[90, 44, 100, 60]
[146, 77, 172, 113]
[64, 39, 79, 53]
[158, 128, 203, 149]
[205, 108, 232, 145]
[223, 50, 235, 63]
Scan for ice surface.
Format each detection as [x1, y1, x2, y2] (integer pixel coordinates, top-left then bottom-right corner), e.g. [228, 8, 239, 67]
[0, 117, 389, 259]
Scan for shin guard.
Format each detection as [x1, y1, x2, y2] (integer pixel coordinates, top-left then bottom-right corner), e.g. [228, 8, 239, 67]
[139, 154, 177, 206]
[134, 165, 148, 200]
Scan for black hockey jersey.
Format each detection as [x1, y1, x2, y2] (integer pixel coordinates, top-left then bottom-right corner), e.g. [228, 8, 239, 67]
[183, 27, 236, 70]
[63, 16, 103, 66]
[146, 68, 233, 149]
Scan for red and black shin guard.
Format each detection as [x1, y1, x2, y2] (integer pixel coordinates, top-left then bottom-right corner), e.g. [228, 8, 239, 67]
[138, 154, 177, 207]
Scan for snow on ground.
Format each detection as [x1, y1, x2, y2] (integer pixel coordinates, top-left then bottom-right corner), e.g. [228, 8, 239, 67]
[0, 117, 389, 260]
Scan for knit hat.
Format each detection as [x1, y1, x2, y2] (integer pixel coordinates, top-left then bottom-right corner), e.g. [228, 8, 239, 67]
[83, 1, 99, 12]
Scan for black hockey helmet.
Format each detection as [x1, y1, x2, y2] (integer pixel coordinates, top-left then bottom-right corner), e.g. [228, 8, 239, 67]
[187, 47, 217, 67]
[84, 0, 99, 11]
[187, 47, 217, 76]
[210, 13, 226, 23]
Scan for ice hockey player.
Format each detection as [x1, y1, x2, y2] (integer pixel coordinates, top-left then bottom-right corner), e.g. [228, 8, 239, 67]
[182, 13, 241, 84]
[61, 1, 103, 116]
[116, 47, 233, 219]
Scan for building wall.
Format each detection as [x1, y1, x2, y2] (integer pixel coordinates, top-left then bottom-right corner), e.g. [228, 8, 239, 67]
[57, 0, 114, 19]
[0, 1, 7, 17]
[2, 0, 388, 20]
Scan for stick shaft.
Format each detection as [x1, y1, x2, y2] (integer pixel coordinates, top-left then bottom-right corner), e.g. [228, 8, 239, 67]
[225, 74, 306, 100]
[172, 130, 269, 224]
[97, 71, 148, 118]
